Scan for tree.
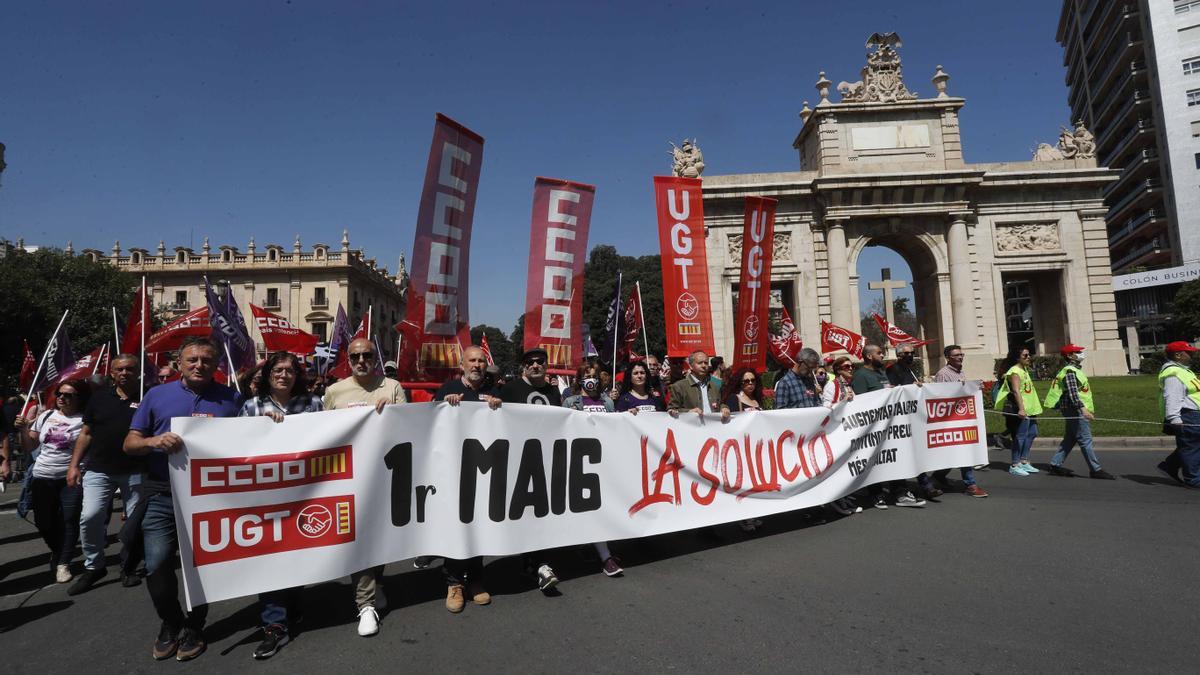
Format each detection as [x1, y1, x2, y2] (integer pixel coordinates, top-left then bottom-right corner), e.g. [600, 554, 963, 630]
[860, 296, 919, 347]
[1171, 279, 1200, 340]
[469, 324, 517, 375]
[580, 245, 666, 362]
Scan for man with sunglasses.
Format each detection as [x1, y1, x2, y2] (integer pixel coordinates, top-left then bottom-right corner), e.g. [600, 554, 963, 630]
[501, 348, 562, 407]
[321, 337, 406, 637]
[65, 354, 147, 596]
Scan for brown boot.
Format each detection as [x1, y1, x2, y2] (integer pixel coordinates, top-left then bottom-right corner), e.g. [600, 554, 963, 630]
[467, 581, 491, 606]
[445, 584, 465, 613]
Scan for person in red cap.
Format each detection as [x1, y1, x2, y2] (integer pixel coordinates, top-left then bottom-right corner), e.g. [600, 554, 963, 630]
[1157, 340, 1200, 487]
[1043, 344, 1114, 479]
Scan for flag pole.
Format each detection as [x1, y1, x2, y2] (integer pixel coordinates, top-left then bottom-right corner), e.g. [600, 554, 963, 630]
[139, 276, 148, 399]
[611, 272, 621, 391]
[224, 342, 241, 394]
[24, 309, 70, 406]
[636, 281, 649, 360]
[112, 307, 121, 353]
[93, 343, 107, 375]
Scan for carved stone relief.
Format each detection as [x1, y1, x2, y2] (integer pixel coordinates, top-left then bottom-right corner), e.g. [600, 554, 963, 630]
[727, 232, 792, 263]
[995, 223, 1061, 252]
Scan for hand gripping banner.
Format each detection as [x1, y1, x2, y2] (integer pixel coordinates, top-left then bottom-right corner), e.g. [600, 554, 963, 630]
[399, 114, 484, 373]
[654, 176, 715, 357]
[522, 178, 595, 368]
[170, 382, 987, 608]
[732, 197, 777, 371]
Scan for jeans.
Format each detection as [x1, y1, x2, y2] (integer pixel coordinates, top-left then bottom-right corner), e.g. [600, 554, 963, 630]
[30, 477, 83, 565]
[1163, 409, 1200, 487]
[259, 587, 303, 629]
[932, 467, 976, 487]
[143, 493, 207, 631]
[80, 470, 142, 571]
[1052, 414, 1101, 472]
[1009, 416, 1038, 464]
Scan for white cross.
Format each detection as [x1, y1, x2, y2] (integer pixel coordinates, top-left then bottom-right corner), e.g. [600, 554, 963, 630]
[868, 268, 908, 347]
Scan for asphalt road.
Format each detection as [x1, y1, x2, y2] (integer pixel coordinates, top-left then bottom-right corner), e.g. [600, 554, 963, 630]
[2, 448, 1196, 673]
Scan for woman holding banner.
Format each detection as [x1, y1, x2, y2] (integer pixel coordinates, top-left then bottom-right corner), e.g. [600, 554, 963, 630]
[19, 379, 91, 583]
[237, 352, 323, 660]
[721, 368, 764, 412]
[567, 371, 624, 576]
[616, 362, 666, 413]
[821, 357, 856, 408]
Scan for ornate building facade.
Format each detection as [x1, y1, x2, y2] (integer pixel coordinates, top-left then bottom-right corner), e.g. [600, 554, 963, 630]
[701, 34, 1126, 379]
[75, 230, 407, 360]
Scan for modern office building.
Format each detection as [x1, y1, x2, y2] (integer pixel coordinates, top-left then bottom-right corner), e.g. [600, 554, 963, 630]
[1058, 1, 1200, 357]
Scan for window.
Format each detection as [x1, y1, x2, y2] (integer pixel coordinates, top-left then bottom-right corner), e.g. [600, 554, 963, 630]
[1185, 57, 1200, 75]
[1195, 153, 1200, 169]
[1193, 121, 1200, 136]
[268, 248, 278, 262]
[1003, 280, 1034, 351]
[313, 286, 327, 306]
[266, 287, 279, 308]
[174, 290, 188, 308]
[312, 322, 328, 343]
[1189, 89, 1200, 107]
[1179, 1, 1200, 15]
[222, 249, 232, 262]
[131, 252, 142, 264]
[176, 251, 186, 264]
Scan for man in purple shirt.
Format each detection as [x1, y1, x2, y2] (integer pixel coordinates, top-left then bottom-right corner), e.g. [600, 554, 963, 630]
[124, 336, 241, 662]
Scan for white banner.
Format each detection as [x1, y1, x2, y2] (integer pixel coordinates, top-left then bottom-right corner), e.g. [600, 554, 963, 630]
[170, 382, 987, 608]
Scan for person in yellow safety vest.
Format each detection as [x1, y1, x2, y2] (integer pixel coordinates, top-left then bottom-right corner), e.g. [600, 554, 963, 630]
[993, 345, 1042, 476]
[1044, 344, 1114, 479]
[1156, 340, 1200, 488]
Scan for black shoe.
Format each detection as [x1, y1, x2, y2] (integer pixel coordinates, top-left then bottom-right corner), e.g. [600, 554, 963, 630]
[1048, 464, 1075, 477]
[922, 486, 944, 499]
[1089, 469, 1116, 480]
[871, 494, 888, 510]
[252, 624, 289, 660]
[175, 627, 207, 662]
[67, 568, 106, 596]
[152, 623, 180, 661]
[1157, 461, 1183, 485]
[121, 570, 142, 587]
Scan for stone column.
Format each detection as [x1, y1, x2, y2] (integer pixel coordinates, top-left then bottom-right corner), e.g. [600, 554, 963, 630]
[824, 218, 853, 327]
[946, 212, 975, 345]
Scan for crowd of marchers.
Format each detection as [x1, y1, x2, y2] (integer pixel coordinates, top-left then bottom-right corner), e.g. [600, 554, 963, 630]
[2, 335, 1198, 663]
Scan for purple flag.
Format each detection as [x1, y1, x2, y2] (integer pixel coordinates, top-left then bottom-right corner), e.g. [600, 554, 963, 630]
[206, 278, 256, 373]
[31, 323, 75, 394]
[601, 271, 624, 359]
[328, 303, 351, 356]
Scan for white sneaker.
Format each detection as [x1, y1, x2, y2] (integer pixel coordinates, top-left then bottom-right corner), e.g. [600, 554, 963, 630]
[56, 564, 73, 583]
[536, 564, 559, 592]
[356, 606, 379, 637]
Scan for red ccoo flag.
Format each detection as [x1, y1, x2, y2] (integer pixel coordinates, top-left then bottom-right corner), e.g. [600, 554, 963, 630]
[249, 304, 320, 355]
[871, 313, 932, 349]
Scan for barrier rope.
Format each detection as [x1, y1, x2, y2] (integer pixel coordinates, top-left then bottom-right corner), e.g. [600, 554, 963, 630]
[982, 408, 1200, 428]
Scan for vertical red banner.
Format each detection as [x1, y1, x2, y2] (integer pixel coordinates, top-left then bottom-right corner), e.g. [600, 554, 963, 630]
[732, 197, 777, 371]
[653, 176, 715, 357]
[523, 178, 595, 369]
[400, 114, 484, 373]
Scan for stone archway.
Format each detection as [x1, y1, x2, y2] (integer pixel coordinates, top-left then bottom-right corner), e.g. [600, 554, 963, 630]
[848, 225, 950, 367]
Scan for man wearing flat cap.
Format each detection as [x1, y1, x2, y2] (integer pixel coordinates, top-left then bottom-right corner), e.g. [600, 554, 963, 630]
[500, 348, 562, 407]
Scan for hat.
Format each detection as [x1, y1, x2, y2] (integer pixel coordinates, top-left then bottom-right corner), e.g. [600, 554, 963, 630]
[521, 348, 549, 363]
[384, 360, 397, 369]
[1059, 344, 1085, 356]
[1165, 340, 1198, 354]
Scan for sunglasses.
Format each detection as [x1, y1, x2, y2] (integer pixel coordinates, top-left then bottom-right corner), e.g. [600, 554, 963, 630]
[349, 352, 376, 362]
[838, 364, 853, 370]
[524, 357, 546, 366]
[271, 367, 296, 375]
[741, 378, 757, 384]
[56, 391, 76, 399]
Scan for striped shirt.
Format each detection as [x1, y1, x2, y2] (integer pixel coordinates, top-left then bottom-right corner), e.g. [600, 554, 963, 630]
[239, 394, 324, 418]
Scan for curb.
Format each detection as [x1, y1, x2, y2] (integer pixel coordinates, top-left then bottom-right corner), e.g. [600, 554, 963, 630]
[1030, 436, 1172, 450]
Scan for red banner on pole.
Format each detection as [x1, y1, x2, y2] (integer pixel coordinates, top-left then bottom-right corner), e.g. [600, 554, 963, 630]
[620, 288, 642, 361]
[19, 339, 36, 390]
[821, 320, 866, 358]
[398, 113, 484, 376]
[770, 307, 804, 364]
[249, 304, 320, 355]
[731, 197, 777, 371]
[871, 313, 932, 348]
[522, 177, 595, 368]
[146, 307, 210, 353]
[653, 176, 714, 357]
[121, 280, 152, 355]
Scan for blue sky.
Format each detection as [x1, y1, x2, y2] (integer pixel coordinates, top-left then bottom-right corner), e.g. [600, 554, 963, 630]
[0, 0, 1070, 329]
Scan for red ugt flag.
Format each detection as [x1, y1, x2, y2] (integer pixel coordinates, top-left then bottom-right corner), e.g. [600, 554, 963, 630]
[769, 306, 803, 364]
[820, 320, 866, 358]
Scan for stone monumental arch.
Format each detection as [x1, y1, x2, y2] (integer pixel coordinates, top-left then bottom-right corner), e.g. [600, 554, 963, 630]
[699, 33, 1126, 379]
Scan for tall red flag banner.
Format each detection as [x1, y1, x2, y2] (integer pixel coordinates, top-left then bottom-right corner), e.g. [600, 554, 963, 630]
[522, 177, 595, 369]
[731, 197, 778, 370]
[871, 313, 931, 348]
[821, 320, 867, 358]
[146, 307, 211, 353]
[249, 304, 320, 355]
[400, 113, 484, 374]
[653, 176, 715, 357]
[120, 281, 152, 354]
